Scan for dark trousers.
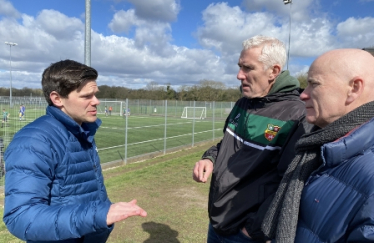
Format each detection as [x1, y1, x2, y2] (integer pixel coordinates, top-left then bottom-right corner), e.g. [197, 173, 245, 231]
[207, 224, 263, 243]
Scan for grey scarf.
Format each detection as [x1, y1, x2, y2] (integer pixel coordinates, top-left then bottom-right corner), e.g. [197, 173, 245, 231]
[262, 101, 374, 243]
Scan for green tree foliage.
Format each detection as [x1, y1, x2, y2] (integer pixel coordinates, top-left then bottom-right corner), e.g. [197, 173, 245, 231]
[0, 87, 43, 97]
[297, 72, 308, 89]
[1, 81, 242, 102]
[166, 84, 177, 100]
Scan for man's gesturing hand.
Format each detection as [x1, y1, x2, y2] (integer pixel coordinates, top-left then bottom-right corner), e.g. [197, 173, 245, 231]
[193, 159, 213, 183]
[106, 199, 147, 225]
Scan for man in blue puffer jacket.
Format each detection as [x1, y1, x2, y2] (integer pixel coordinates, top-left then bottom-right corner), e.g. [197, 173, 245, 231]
[262, 49, 374, 242]
[3, 60, 147, 243]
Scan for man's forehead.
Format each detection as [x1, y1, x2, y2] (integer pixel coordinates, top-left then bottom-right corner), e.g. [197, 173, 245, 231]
[307, 68, 322, 80]
[241, 47, 261, 55]
[78, 81, 98, 93]
[309, 58, 330, 74]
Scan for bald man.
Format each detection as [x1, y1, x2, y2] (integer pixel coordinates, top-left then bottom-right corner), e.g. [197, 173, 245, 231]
[262, 49, 374, 242]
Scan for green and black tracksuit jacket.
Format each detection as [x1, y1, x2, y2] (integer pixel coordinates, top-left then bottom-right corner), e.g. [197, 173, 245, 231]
[202, 71, 310, 241]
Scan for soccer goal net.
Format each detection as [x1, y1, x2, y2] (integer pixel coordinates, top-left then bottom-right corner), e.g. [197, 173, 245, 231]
[181, 107, 207, 119]
[97, 101, 125, 116]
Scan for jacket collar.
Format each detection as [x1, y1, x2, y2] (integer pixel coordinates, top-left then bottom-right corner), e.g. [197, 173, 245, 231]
[245, 70, 301, 105]
[321, 117, 374, 168]
[46, 105, 101, 143]
[268, 70, 300, 95]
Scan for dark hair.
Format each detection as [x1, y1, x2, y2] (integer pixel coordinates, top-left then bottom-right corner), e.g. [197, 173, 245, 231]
[42, 59, 98, 105]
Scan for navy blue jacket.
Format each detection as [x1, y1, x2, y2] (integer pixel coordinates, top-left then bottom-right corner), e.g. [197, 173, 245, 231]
[295, 117, 374, 242]
[3, 106, 112, 243]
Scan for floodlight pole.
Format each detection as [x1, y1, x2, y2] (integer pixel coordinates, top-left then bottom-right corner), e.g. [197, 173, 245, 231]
[84, 0, 91, 66]
[283, 0, 292, 70]
[5, 42, 18, 108]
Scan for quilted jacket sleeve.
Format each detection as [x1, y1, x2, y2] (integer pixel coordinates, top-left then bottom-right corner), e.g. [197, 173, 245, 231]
[346, 195, 374, 242]
[3, 128, 112, 242]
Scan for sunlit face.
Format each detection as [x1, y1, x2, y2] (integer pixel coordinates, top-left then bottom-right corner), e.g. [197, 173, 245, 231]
[237, 47, 274, 98]
[60, 81, 100, 125]
[300, 61, 349, 128]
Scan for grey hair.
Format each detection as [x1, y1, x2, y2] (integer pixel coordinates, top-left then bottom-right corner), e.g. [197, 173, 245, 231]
[242, 35, 286, 70]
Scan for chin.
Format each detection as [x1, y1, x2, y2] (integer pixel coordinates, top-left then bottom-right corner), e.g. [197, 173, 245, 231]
[305, 116, 316, 125]
[243, 93, 254, 99]
[86, 117, 97, 123]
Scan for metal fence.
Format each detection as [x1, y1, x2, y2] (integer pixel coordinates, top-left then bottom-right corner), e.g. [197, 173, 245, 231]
[0, 96, 234, 184]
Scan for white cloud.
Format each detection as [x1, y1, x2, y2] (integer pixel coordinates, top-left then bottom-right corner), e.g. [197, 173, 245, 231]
[0, 8, 86, 88]
[196, 2, 289, 57]
[242, 0, 320, 22]
[0, 2, 225, 90]
[125, 0, 180, 22]
[195, 1, 371, 61]
[288, 18, 336, 57]
[1, 10, 84, 63]
[90, 33, 226, 87]
[337, 17, 374, 48]
[195, 2, 333, 67]
[1, 0, 374, 90]
[108, 9, 175, 56]
[108, 9, 137, 33]
[35, 10, 83, 41]
[0, 0, 20, 18]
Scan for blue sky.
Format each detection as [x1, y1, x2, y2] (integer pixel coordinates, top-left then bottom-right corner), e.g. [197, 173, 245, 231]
[0, 0, 374, 90]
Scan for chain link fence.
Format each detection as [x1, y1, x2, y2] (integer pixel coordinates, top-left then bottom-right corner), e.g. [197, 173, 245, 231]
[0, 96, 235, 185]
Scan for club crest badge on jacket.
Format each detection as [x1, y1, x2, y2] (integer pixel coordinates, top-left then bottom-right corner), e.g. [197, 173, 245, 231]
[264, 124, 281, 141]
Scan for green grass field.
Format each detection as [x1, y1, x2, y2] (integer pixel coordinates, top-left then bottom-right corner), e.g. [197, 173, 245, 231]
[97, 114, 224, 163]
[1, 103, 225, 165]
[0, 142, 216, 243]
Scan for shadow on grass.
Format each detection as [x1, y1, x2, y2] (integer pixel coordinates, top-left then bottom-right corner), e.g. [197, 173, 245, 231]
[142, 221, 180, 243]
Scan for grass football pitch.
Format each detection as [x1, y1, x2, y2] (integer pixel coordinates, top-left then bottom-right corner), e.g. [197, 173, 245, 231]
[0, 106, 225, 164]
[96, 113, 224, 164]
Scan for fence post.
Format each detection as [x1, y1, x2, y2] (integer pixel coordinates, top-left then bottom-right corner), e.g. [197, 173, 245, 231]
[164, 100, 167, 155]
[124, 98, 128, 165]
[192, 101, 195, 147]
[220, 102, 222, 118]
[213, 101, 215, 141]
[0, 137, 4, 178]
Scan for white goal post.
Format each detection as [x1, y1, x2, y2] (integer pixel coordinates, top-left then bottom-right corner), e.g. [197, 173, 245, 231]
[181, 107, 207, 119]
[97, 101, 124, 116]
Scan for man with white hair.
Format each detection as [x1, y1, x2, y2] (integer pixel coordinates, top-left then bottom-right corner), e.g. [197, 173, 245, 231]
[263, 48, 374, 242]
[193, 35, 309, 242]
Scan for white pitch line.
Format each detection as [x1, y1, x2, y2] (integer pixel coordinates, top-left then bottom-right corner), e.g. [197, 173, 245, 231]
[98, 128, 221, 151]
[100, 120, 221, 130]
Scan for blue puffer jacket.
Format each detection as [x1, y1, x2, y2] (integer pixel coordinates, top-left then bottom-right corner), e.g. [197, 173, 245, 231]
[295, 117, 374, 242]
[3, 106, 113, 243]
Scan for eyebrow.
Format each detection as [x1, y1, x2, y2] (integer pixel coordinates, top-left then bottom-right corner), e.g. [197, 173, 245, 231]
[307, 78, 320, 84]
[80, 88, 99, 96]
[238, 62, 252, 67]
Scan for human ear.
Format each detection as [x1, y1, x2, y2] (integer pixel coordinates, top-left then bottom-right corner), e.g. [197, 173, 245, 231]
[50, 91, 64, 108]
[346, 77, 364, 105]
[269, 64, 281, 81]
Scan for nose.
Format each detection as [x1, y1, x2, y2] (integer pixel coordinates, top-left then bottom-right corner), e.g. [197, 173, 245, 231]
[237, 69, 245, 81]
[92, 96, 100, 105]
[300, 88, 309, 101]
